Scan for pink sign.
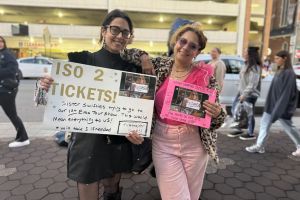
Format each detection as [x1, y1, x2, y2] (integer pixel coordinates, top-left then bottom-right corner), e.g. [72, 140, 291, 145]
[160, 77, 217, 128]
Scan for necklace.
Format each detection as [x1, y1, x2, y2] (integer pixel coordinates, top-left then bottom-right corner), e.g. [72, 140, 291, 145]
[172, 71, 191, 79]
[171, 65, 193, 79]
[173, 63, 192, 72]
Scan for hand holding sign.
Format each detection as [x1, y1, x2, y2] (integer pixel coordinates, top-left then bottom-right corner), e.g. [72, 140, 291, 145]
[126, 131, 144, 145]
[40, 74, 54, 92]
[203, 101, 222, 118]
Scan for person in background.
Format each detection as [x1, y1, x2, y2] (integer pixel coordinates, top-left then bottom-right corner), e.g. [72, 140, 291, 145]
[227, 46, 261, 140]
[0, 36, 30, 148]
[208, 47, 226, 91]
[262, 55, 272, 78]
[39, 9, 145, 200]
[122, 24, 226, 200]
[246, 50, 300, 157]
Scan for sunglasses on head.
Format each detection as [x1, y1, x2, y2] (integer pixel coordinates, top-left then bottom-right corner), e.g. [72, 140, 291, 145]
[106, 25, 131, 39]
[177, 38, 199, 51]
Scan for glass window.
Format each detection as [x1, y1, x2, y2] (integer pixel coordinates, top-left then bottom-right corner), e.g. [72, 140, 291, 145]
[280, 0, 289, 27]
[203, 60, 210, 64]
[43, 59, 52, 65]
[228, 59, 244, 74]
[222, 59, 231, 74]
[20, 58, 35, 63]
[35, 59, 44, 64]
[33, 58, 50, 64]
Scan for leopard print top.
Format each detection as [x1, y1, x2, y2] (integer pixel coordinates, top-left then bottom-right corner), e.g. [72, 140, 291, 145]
[121, 48, 227, 163]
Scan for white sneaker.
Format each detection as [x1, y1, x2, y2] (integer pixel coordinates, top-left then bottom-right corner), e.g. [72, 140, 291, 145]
[229, 122, 239, 128]
[245, 144, 265, 154]
[292, 148, 300, 157]
[8, 140, 30, 148]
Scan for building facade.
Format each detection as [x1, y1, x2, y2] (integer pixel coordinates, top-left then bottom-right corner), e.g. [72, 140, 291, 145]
[0, 0, 257, 59]
[269, 0, 297, 60]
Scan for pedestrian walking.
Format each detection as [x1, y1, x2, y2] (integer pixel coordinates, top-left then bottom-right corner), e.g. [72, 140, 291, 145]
[246, 50, 300, 157]
[0, 36, 30, 148]
[227, 46, 261, 140]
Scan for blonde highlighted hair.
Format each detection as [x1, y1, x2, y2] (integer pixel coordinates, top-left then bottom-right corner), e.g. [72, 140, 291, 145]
[169, 24, 207, 52]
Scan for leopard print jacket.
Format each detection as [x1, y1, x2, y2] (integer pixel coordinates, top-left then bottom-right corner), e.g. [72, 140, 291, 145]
[121, 48, 227, 163]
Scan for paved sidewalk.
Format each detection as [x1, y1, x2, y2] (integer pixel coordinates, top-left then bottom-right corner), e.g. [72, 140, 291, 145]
[2, 114, 300, 139]
[0, 122, 300, 199]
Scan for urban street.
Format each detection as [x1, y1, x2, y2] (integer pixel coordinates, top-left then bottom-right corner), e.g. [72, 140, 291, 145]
[0, 80, 300, 200]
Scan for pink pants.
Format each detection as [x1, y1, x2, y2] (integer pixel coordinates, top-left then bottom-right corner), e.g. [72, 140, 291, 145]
[152, 120, 209, 200]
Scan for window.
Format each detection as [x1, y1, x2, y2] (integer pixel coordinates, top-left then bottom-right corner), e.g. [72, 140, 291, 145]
[20, 58, 35, 63]
[282, 42, 289, 51]
[42, 59, 52, 65]
[227, 59, 244, 74]
[280, 0, 289, 27]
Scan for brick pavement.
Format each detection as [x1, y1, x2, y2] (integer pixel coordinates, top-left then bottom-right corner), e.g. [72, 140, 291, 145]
[0, 128, 300, 199]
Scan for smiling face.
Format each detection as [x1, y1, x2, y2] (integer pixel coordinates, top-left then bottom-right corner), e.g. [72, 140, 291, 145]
[101, 17, 131, 53]
[173, 31, 200, 66]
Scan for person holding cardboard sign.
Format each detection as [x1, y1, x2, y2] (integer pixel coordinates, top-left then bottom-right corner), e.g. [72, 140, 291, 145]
[122, 24, 226, 200]
[40, 10, 147, 200]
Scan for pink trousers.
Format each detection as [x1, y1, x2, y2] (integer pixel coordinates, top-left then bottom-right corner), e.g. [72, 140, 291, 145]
[152, 120, 209, 200]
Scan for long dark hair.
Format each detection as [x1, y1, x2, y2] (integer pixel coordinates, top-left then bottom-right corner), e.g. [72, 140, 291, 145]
[0, 36, 7, 50]
[275, 50, 292, 70]
[99, 9, 133, 43]
[246, 46, 261, 72]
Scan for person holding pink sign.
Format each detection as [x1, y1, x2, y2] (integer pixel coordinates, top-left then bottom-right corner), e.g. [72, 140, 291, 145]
[122, 24, 226, 200]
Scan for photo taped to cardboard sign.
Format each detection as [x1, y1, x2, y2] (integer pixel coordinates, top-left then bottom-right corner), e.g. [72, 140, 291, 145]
[119, 72, 156, 100]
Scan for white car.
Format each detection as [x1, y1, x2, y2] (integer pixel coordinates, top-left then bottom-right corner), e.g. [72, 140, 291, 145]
[17, 56, 52, 78]
[194, 54, 273, 108]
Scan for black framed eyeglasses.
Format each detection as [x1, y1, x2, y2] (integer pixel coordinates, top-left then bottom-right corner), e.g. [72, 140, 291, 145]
[106, 25, 131, 39]
[177, 38, 199, 51]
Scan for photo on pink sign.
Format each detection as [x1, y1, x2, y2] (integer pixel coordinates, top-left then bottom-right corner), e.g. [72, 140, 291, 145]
[170, 86, 209, 118]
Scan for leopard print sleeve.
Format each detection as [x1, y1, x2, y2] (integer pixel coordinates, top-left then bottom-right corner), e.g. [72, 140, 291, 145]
[120, 48, 148, 67]
[121, 48, 174, 73]
[206, 76, 227, 130]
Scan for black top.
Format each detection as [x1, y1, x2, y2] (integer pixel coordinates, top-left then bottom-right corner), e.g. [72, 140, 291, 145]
[0, 49, 19, 93]
[67, 48, 142, 184]
[264, 68, 298, 122]
[88, 48, 142, 73]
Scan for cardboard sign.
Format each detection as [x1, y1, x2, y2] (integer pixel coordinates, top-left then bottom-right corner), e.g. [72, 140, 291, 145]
[43, 60, 156, 137]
